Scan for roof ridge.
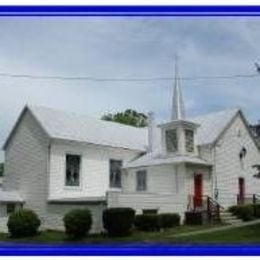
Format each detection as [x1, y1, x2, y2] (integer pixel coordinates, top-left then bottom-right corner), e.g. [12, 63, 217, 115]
[28, 105, 147, 131]
[189, 107, 240, 120]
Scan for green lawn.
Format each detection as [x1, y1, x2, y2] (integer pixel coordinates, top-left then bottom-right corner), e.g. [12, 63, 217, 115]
[171, 223, 260, 244]
[1, 223, 258, 244]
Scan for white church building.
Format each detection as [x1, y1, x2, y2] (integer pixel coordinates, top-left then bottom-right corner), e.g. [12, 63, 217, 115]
[1, 65, 260, 233]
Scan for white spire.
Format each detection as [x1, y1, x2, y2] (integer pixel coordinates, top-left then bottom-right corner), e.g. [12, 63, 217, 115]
[171, 55, 185, 120]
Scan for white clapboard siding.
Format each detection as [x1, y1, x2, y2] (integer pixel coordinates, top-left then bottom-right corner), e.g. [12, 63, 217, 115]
[107, 191, 186, 220]
[214, 113, 260, 207]
[122, 163, 211, 200]
[3, 110, 50, 222]
[198, 145, 214, 163]
[48, 140, 140, 200]
[123, 165, 179, 194]
[3, 110, 111, 233]
[185, 165, 212, 198]
[44, 203, 106, 233]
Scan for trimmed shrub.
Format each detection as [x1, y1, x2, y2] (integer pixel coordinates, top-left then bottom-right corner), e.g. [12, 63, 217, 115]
[143, 209, 158, 215]
[229, 205, 254, 221]
[63, 208, 92, 239]
[185, 212, 204, 225]
[7, 209, 41, 238]
[159, 213, 180, 229]
[103, 207, 135, 237]
[237, 205, 254, 221]
[228, 205, 239, 215]
[134, 214, 160, 231]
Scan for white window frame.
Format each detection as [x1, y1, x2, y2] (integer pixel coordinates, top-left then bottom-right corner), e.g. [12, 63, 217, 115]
[109, 159, 123, 189]
[64, 153, 82, 188]
[136, 170, 147, 191]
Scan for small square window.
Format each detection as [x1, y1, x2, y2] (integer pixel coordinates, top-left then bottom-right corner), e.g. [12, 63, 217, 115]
[110, 160, 122, 188]
[65, 154, 81, 186]
[136, 170, 147, 191]
[165, 129, 178, 153]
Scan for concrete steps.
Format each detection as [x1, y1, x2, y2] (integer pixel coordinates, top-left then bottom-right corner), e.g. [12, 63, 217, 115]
[220, 211, 243, 225]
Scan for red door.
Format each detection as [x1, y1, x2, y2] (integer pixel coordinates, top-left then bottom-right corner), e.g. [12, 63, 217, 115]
[238, 177, 245, 203]
[194, 174, 203, 208]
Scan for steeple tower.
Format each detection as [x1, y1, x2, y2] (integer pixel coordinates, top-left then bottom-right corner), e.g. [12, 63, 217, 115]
[171, 55, 185, 121]
[159, 55, 199, 157]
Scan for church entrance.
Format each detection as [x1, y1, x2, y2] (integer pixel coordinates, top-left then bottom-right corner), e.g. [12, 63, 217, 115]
[194, 173, 203, 208]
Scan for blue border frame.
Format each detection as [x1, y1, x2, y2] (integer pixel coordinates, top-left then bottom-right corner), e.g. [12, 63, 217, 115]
[1, 5, 260, 16]
[1, 243, 260, 256]
[0, 4, 260, 255]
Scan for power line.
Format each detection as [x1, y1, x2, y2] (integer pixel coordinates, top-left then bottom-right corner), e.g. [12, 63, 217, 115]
[0, 71, 258, 82]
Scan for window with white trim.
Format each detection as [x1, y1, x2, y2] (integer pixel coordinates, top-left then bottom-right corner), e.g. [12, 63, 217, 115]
[109, 160, 122, 188]
[65, 154, 81, 186]
[136, 170, 147, 191]
[165, 129, 178, 153]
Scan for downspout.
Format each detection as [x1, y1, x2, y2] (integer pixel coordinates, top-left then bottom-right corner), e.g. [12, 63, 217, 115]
[212, 144, 218, 201]
[46, 141, 51, 202]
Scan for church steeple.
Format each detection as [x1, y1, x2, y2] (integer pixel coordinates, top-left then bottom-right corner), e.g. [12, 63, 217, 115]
[171, 55, 185, 121]
[159, 56, 199, 156]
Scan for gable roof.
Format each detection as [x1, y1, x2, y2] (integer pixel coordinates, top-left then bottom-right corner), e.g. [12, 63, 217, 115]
[3, 105, 148, 152]
[149, 108, 240, 154]
[3, 105, 252, 154]
[190, 108, 240, 146]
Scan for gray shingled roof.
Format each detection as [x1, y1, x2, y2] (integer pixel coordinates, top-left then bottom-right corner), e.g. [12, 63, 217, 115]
[29, 105, 148, 151]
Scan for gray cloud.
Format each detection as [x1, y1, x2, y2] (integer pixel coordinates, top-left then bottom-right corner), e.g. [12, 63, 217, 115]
[1, 17, 260, 161]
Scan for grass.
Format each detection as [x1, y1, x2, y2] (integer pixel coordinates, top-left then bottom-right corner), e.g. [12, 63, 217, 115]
[171, 223, 260, 244]
[2, 222, 260, 244]
[0, 223, 231, 244]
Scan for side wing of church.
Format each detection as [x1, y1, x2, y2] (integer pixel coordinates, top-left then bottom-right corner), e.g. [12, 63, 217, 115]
[107, 62, 260, 221]
[1, 63, 260, 233]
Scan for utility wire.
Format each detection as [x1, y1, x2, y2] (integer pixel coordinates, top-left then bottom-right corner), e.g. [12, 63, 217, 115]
[0, 72, 258, 82]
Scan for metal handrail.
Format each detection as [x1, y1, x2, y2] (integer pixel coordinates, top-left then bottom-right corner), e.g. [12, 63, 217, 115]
[237, 193, 260, 205]
[192, 195, 224, 209]
[237, 193, 260, 216]
[189, 195, 224, 222]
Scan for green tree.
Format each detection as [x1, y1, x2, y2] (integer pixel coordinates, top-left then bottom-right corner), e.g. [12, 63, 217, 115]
[0, 163, 4, 177]
[102, 109, 148, 128]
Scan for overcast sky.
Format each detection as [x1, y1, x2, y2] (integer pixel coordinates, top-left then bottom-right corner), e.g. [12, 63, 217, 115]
[1, 17, 260, 161]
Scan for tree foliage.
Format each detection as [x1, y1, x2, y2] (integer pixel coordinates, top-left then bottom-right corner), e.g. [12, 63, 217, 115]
[102, 109, 148, 128]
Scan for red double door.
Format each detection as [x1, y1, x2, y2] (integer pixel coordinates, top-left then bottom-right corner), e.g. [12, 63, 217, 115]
[194, 174, 203, 208]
